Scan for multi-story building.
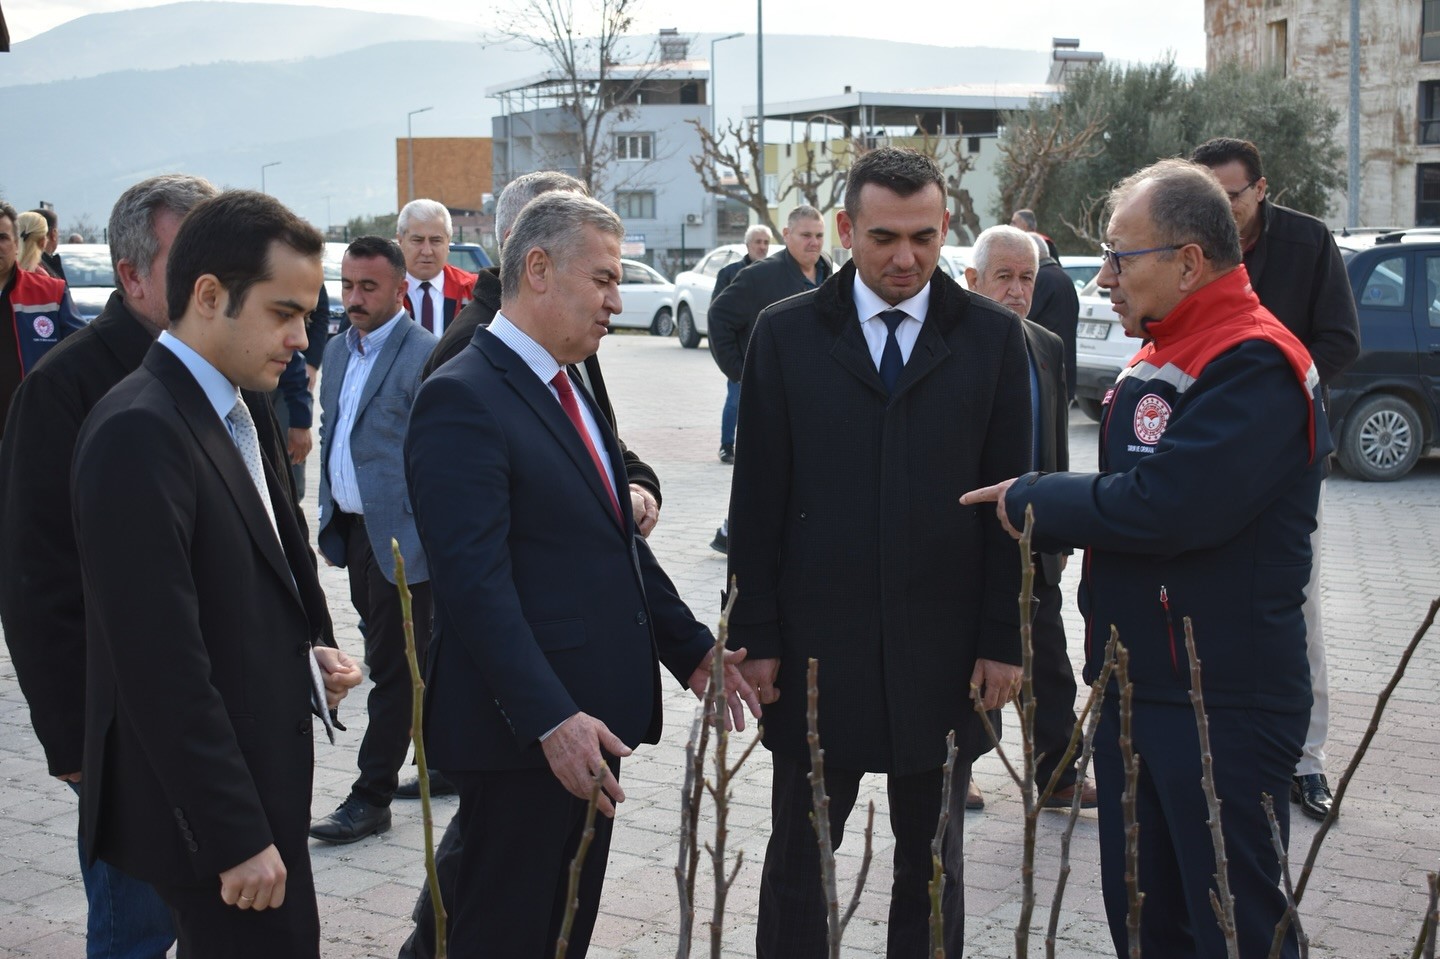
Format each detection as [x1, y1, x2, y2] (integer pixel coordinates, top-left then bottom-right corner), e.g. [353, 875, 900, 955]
[1206, 0, 1440, 226]
[489, 30, 719, 274]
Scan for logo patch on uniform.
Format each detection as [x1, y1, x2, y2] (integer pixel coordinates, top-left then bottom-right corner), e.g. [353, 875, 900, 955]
[33, 317, 54, 339]
[1133, 393, 1171, 444]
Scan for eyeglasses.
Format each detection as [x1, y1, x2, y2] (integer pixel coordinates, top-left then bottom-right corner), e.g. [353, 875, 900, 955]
[1225, 178, 1260, 202]
[1100, 243, 1185, 275]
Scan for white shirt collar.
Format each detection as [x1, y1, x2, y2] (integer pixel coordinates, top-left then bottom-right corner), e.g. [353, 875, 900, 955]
[487, 311, 563, 385]
[851, 274, 931, 325]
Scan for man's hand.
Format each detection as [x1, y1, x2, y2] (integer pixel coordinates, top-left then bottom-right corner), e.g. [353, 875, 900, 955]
[305, 363, 319, 394]
[970, 658, 1023, 712]
[687, 646, 763, 730]
[629, 484, 660, 538]
[738, 656, 780, 707]
[287, 427, 312, 465]
[540, 712, 632, 817]
[313, 646, 363, 710]
[960, 478, 1022, 540]
[219, 844, 286, 911]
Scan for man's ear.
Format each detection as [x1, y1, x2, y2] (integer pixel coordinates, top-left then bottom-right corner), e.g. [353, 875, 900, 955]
[1176, 244, 1210, 292]
[114, 259, 145, 301]
[524, 246, 551, 293]
[192, 274, 224, 320]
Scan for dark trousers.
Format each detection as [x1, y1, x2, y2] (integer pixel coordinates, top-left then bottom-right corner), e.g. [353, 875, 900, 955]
[151, 847, 318, 959]
[445, 763, 618, 959]
[398, 812, 462, 959]
[756, 751, 972, 959]
[342, 513, 432, 808]
[1094, 699, 1306, 959]
[1029, 574, 1081, 793]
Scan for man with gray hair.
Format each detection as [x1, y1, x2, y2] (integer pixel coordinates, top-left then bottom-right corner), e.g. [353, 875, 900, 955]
[964, 225, 1093, 813]
[711, 222, 772, 464]
[0, 173, 305, 958]
[405, 191, 758, 958]
[399, 172, 667, 959]
[397, 197, 476, 336]
[965, 158, 1328, 957]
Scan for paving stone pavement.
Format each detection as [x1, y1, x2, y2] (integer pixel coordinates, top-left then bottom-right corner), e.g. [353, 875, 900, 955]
[0, 331, 1437, 958]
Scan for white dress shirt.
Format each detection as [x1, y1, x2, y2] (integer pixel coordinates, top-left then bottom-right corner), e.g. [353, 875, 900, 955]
[853, 276, 932, 369]
[406, 273, 447, 336]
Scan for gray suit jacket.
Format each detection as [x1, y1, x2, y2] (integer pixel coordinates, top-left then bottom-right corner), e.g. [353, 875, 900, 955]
[317, 315, 437, 583]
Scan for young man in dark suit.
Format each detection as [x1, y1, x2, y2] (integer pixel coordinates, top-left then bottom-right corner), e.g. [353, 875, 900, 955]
[404, 191, 758, 959]
[726, 148, 1032, 958]
[71, 190, 361, 958]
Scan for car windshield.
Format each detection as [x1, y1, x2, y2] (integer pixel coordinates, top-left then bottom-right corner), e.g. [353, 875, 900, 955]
[61, 250, 115, 287]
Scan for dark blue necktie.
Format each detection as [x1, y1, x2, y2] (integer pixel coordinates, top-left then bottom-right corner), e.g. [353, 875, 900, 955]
[878, 309, 906, 393]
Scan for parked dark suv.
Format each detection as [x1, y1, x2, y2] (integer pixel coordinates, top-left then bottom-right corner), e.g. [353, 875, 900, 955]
[1330, 229, 1440, 480]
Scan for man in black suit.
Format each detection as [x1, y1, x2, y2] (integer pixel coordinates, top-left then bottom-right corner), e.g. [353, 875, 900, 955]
[965, 224, 1094, 811]
[1027, 232, 1080, 402]
[726, 148, 1031, 959]
[398, 171, 666, 959]
[404, 191, 758, 959]
[71, 191, 361, 958]
[0, 173, 292, 959]
[710, 223, 772, 464]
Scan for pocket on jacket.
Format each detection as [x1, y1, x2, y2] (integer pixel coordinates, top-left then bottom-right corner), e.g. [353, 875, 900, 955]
[531, 618, 587, 652]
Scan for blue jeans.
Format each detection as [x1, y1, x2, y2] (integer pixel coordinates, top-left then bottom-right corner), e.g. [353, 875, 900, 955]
[721, 378, 740, 446]
[67, 782, 175, 959]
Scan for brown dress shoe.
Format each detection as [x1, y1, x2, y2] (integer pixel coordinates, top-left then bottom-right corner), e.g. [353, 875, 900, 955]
[1042, 779, 1098, 809]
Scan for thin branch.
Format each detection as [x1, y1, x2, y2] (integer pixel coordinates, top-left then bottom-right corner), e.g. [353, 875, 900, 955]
[1046, 631, 1119, 958]
[1183, 617, 1239, 958]
[929, 731, 959, 959]
[1116, 644, 1144, 959]
[841, 801, 875, 935]
[554, 769, 605, 959]
[806, 657, 842, 959]
[1262, 793, 1308, 959]
[1014, 507, 1038, 959]
[1270, 597, 1440, 954]
[392, 542, 447, 959]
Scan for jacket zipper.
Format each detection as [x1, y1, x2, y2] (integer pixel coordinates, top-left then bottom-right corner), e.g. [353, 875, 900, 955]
[1159, 585, 1179, 676]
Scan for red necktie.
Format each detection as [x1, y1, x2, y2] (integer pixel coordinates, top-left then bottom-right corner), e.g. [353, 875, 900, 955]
[419, 280, 435, 332]
[550, 371, 623, 527]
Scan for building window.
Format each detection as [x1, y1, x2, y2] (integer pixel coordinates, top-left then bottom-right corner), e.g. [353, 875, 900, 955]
[615, 191, 656, 220]
[1418, 165, 1440, 225]
[616, 133, 653, 161]
[1425, 1, 1440, 62]
[1424, 83, 1440, 144]
[1266, 19, 1288, 77]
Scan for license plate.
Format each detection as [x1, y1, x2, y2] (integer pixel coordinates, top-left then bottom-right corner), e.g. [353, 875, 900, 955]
[1077, 321, 1111, 340]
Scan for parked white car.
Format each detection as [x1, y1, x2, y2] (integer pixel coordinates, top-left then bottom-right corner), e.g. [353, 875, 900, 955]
[54, 243, 114, 322]
[672, 243, 748, 348]
[935, 245, 974, 288]
[613, 259, 677, 336]
[1059, 254, 1104, 292]
[1072, 276, 1141, 421]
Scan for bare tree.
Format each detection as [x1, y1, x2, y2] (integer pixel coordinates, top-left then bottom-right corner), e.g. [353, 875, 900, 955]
[494, 0, 668, 196]
[911, 127, 982, 244]
[995, 97, 1107, 223]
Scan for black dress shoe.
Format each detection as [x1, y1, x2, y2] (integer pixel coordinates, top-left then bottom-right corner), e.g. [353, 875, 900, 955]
[309, 796, 392, 844]
[1291, 773, 1335, 821]
[718, 444, 735, 464]
[710, 528, 728, 554]
[394, 770, 456, 799]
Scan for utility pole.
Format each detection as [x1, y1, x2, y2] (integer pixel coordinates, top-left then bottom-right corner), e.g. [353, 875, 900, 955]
[407, 106, 433, 203]
[756, 1, 765, 209]
[1347, 0, 1360, 229]
[260, 161, 281, 195]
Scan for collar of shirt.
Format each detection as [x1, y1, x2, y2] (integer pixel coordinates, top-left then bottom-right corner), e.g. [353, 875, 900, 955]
[852, 275, 932, 369]
[345, 309, 406, 358]
[407, 273, 443, 311]
[156, 330, 241, 427]
[488, 311, 563, 388]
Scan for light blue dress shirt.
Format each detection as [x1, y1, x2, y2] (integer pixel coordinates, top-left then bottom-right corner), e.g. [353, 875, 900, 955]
[327, 310, 406, 515]
[156, 331, 243, 438]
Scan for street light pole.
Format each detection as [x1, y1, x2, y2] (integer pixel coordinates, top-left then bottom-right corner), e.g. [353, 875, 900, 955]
[407, 106, 434, 204]
[260, 161, 281, 195]
[756, 1, 765, 205]
[709, 32, 744, 139]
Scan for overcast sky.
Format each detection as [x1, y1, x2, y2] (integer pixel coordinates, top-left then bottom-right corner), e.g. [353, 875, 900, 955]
[6, 0, 1208, 68]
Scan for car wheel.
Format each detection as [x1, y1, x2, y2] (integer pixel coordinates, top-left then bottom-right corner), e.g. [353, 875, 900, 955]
[1336, 393, 1424, 481]
[1075, 397, 1104, 422]
[650, 307, 674, 337]
[677, 304, 700, 348]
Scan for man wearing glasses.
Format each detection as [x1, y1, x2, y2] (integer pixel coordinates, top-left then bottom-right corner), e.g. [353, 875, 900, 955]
[964, 159, 1329, 958]
[1191, 137, 1359, 824]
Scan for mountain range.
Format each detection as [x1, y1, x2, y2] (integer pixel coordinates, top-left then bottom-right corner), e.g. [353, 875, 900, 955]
[1, 2, 1048, 229]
